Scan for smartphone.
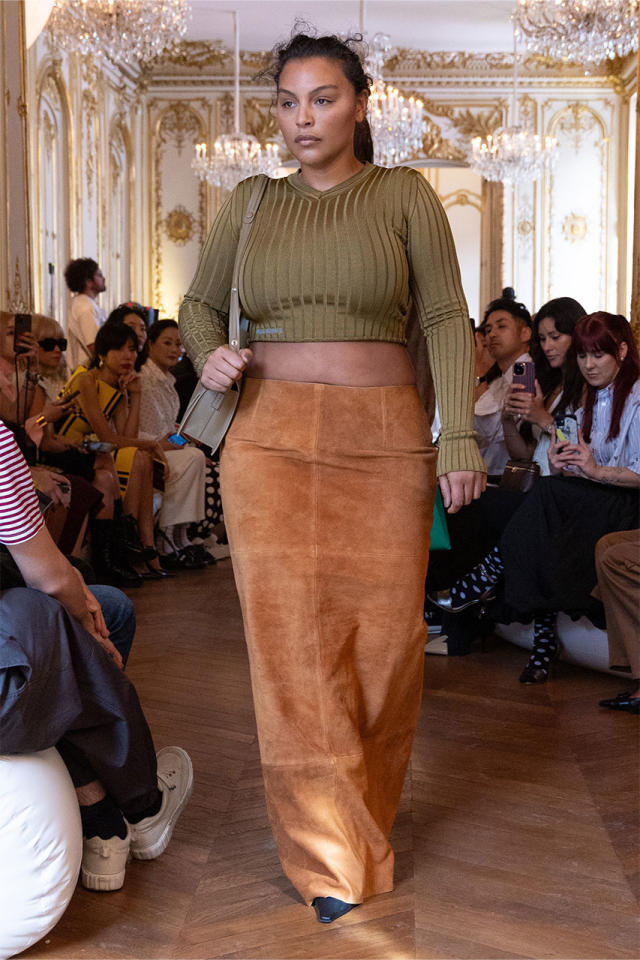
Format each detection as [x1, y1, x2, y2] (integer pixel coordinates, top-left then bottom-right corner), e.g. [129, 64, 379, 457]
[555, 414, 579, 446]
[60, 388, 80, 402]
[13, 313, 32, 355]
[167, 432, 187, 447]
[512, 360, 536, 395]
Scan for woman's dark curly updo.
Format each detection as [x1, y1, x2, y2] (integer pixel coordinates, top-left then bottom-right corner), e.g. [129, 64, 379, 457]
[265, 28, 374, 164]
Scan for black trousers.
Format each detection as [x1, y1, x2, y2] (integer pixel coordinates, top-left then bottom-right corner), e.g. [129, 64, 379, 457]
[0, 588, 157, 819]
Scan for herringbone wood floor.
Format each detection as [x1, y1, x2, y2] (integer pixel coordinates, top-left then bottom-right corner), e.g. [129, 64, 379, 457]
[22, 562, 640, 960]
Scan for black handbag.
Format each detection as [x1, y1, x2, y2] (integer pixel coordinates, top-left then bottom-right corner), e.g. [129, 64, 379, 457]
[499, 459, 540, 493]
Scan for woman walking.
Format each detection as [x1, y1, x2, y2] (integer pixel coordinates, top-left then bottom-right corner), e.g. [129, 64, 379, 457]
[180, 32, 485, 922]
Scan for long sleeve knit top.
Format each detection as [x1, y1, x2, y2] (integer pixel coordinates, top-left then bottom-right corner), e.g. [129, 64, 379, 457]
[179, 162, 483, 476]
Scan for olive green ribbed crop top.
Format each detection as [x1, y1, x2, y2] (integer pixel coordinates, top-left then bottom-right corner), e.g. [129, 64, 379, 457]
[179, 163, 484, 476]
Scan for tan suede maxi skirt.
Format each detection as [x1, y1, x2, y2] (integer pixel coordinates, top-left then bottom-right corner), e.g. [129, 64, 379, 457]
[220, 378, 437, 905]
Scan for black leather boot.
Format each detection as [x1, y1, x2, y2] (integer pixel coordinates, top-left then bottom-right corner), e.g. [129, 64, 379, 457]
[90, 519, 143, 588]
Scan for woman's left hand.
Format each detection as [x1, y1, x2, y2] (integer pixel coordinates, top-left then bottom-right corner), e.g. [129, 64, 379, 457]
[119, 370, 141, 393]
[559, 428, 598, 479]
[504, 381, 547, 425]
[439, 471, 486, 514]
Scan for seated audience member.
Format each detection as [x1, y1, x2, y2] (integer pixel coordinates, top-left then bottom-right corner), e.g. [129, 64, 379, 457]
[429, 296, 588, 596]
[0, 312, 103, 556]
[474, 290, 533, 479]
[138, 319, 210, 568]
[57, 322, 170, 579]
[0, 420, 193, 891]
[0, 310, 39, 446]
[502, 296, 586, 475]
[105, 302, 150, 371]
[64, 258, 107, 373]
[594, 529, 640, 714]
[431, 312, 640, 683]
[474, 319, 497, 386]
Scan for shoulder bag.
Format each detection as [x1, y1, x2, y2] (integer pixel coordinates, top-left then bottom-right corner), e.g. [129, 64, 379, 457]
[177, 175, 269, 450]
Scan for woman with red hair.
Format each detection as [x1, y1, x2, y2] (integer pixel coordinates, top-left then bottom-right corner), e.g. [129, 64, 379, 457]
[431, 312, 640, 684]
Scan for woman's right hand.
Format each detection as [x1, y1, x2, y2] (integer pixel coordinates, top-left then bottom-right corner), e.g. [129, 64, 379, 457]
[200, 345, 253, 393]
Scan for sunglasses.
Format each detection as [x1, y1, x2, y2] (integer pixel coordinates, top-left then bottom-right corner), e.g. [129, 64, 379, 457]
[39, 337, 67, 351]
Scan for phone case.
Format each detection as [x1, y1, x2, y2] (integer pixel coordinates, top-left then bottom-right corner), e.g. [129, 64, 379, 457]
[512, 361, 536, 394]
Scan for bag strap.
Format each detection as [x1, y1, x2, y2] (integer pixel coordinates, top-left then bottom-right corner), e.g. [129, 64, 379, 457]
[229, 174, 269, 352]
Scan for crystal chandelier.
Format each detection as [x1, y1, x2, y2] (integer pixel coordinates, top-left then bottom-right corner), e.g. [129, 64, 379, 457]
[46, 0, 190, 64]
[514, 0, 639, 64]
[365, 33, 426, 167]
[191, 11, 280, 192]
[470, 33, 557, 184]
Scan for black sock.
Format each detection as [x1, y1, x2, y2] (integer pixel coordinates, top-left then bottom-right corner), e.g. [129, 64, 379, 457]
[527, 614, 557, 668]
[123, 788, 163, 824]
[451, 546, 504, 602]
[80, 795, 127, 840]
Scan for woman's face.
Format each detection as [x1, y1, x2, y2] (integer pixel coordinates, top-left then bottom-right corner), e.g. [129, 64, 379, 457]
[537, 316, 573, 370]
[123, 313, 147, 350]
[103, 340, 138, 377]
[150, 328, 182, 371]
[276, 57, 367, 170]
[577, 345, 626, 389]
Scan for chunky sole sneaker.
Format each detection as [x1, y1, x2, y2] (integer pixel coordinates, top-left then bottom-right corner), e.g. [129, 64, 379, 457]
[128, 746, 193, 861]
[81, 829, 130, 891]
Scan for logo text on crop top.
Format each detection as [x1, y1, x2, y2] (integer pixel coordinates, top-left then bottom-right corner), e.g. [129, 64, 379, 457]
[254, 327, 284, 336]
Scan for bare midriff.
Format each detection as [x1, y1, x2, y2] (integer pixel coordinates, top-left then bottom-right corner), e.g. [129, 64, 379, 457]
[245, 341, 416, 387]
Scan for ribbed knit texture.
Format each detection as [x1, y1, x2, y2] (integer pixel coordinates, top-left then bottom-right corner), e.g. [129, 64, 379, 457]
[179, 162, 483, 476]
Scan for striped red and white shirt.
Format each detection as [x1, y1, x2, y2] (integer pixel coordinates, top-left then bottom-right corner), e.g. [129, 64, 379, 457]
[0, 420, 44, 545]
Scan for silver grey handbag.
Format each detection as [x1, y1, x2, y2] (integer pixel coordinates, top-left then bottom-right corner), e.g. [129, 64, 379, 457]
[177, 175, 269, 450]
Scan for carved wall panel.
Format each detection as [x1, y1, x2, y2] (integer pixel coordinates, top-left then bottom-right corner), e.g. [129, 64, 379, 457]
[36, 70, 70, 323]
[108, 118, 131, 305]
[423, 167, 484, 321]
[151, 100, 206, 316]
[543, 102, 609, 311]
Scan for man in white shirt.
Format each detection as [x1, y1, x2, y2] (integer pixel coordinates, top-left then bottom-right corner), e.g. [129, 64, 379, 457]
[64, 258, 108, 372]
[474, 296, 533, 479]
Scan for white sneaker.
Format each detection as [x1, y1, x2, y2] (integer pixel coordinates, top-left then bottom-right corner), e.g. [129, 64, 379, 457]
[128, 746, 193, 861]
[81, 828, 131, 891]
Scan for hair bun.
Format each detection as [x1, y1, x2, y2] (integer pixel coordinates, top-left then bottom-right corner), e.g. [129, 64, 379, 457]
[501, 286, 516, 300]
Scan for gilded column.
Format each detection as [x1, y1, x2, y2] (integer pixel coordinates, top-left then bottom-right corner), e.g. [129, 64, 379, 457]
[480, 179, 504, 311]
[631, 45, 640, 344]
[0, 0, 32, 312]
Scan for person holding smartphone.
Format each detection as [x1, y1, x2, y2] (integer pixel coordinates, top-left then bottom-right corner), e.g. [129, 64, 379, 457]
[137, 320, 209, 569]
[431, 312, 640, 685]
[501, 297, 586, 475]
[473, 292, 533, 480]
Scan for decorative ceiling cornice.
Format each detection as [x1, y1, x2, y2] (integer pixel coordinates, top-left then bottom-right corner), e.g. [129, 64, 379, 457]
[148, 40, 634, 90]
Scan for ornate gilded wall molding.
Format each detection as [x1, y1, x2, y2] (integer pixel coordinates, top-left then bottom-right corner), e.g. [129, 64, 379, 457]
[164, 204, 194, 246]
[151, 99, 206, 309]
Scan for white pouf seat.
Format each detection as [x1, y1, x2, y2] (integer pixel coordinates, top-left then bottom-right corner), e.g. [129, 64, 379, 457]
[0, 748, 81, 960]
[495, 614, 628, 676]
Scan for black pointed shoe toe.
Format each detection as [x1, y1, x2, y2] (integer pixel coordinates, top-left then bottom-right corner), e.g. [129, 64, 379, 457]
[598, 691, 640, 714]
[312, 897, 360, 924]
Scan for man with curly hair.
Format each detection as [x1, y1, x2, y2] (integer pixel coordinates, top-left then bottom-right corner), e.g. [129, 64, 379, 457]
[64, 258, 108, 372]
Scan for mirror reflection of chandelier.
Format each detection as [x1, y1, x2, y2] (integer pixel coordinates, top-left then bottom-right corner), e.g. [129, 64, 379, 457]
[191, 11, 280, 193]
[470, 32, 557, 184]
[46, 0, 190, 64]
[514, 0, 639, 64]
[366, 33, 426, 167]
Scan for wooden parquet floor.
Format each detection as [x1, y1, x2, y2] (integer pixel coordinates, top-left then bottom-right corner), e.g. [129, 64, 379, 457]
[21, 561, 640, 960]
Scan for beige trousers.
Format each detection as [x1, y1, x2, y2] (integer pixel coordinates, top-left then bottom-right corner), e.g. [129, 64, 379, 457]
[220, 378, 436, 905]
[595, 529, 640, 678]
